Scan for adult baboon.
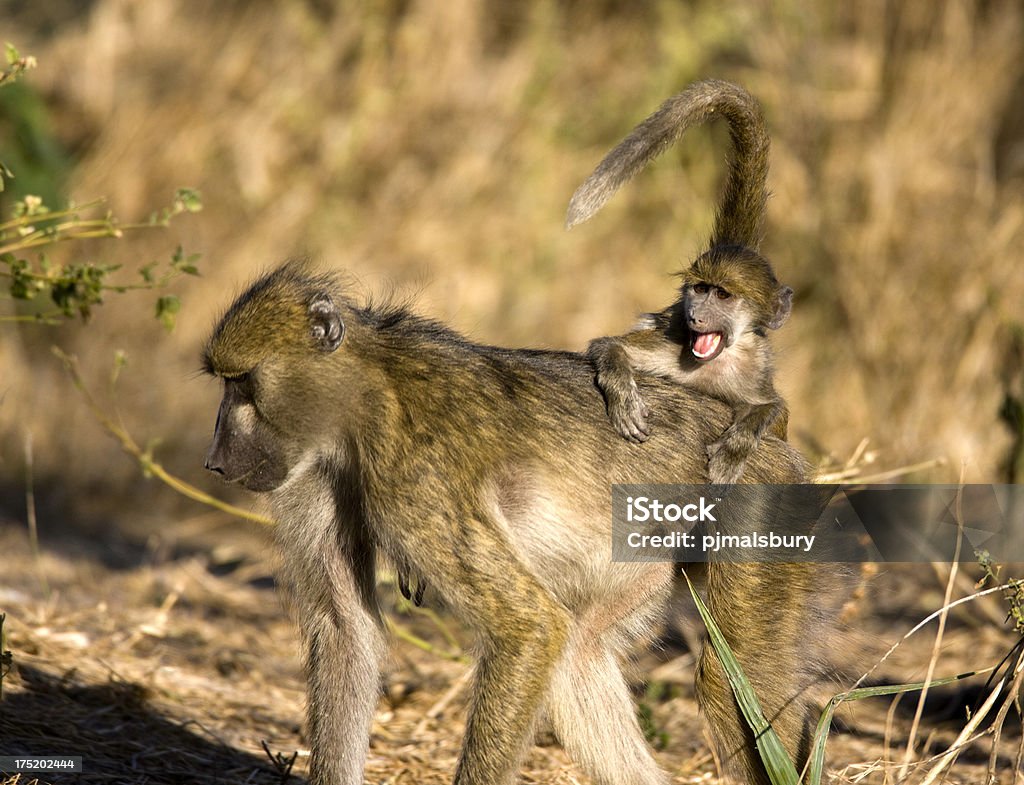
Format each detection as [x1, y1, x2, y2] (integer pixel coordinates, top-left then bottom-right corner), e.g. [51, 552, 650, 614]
[203, 260, 820, 785]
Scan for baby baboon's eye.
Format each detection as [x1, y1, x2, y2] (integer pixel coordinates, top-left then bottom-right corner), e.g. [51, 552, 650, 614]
[693, 283, 709, 294]
[715, 288, 732, 300]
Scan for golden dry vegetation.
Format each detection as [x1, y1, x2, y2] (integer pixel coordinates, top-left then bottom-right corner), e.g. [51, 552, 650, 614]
[1, 1, 1023, 784]
[1, 0, 1023, 491]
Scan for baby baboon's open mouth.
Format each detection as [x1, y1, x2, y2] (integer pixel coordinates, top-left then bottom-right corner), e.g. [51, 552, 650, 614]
[691, 331, 724, 362]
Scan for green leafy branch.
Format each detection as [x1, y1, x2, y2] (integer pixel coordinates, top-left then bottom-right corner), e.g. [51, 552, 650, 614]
[1, 189, 202, 326]
[0, 42, 36, 90]
[977, 549, 1024, 634]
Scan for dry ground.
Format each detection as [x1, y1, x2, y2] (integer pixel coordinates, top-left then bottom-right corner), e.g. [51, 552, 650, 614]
[1, 517, 1020, 785]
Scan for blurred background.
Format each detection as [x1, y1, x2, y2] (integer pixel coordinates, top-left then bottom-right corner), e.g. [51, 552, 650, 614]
[1, 2, 1023, 782]
[1, 0, 1022, 529]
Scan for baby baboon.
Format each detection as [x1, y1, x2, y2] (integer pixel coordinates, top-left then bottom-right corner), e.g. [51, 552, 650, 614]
[571, 80, 792, 484]
[203, 260, 822, 785]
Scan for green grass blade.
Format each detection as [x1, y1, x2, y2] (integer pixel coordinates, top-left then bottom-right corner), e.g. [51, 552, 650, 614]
[805, 672, 978, 784]
[685, 570, 979, 785]
[685, 572, 801, 785]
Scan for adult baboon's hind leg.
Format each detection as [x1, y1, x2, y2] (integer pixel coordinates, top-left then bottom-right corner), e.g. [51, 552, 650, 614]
[697, 562, 819, 785]
[546, 581, 671, 785]
[442, 520, 573, 785]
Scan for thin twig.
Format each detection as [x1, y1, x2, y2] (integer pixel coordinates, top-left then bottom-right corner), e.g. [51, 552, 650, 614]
[396, 599, 461, 652]
[385, 617, 467, 664]
[883, 691, 905, 785]
[0, 313, 63, 324]
[899, 469, 966, 780]
[930, 560, 1006, 628]
[413, 667, 474, 736]
[852, 587, 1007, 692]
[53, 347, 274, 527]
[986, 645, 1024, 783]
[845, 437, 871, 469]
[0, 198, 107, 232]
[814, 457, 946, 485]
[23, 431, 49, 597]
[918, 672, 1009, 785]
[0, 227, 123, 254]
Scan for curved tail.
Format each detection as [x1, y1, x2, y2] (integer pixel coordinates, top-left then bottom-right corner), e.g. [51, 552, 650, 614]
[565, 79, 769, 251]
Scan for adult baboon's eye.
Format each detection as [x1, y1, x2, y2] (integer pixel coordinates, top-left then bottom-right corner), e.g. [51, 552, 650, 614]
[226, 372, 255, 401]
[226, 372, 251, 388]
[694, 283, 709, 294]
[715, 288, 732, 300]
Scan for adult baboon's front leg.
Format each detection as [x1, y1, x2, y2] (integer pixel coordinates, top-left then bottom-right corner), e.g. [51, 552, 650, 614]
[274, 485, 386, 785]
[304, 594, 385, 785]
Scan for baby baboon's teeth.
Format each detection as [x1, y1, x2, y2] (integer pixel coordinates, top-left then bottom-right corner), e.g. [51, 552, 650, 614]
[692, 332, 722, 358]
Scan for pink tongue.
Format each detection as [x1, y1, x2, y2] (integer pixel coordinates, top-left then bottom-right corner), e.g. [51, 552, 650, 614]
[693, 332, 721, 358]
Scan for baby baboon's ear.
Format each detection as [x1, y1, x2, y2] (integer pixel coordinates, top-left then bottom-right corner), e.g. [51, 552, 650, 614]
[309, 293, 345, 352]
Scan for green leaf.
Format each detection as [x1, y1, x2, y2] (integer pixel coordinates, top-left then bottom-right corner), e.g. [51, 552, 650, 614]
[169, 246, 201, 276]
[684, 572, 800, 785]
[174, 187, 203, 213]
[9, 256, 33, 300]
[156, 294, 181, 332]
[180, 252, 201, 275]
[806, 672, 976, 785]
[5, 43, 19, 66]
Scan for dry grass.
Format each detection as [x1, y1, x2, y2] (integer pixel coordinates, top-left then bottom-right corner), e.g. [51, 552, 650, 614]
[0, 522, 711, 785]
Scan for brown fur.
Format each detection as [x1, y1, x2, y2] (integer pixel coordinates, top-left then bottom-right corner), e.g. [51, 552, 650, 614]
[203, 260, 823, 785]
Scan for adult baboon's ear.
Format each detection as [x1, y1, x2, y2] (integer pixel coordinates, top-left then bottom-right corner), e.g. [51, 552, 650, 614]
[767, 285, 793, 330]
[309, 293, 345, 352]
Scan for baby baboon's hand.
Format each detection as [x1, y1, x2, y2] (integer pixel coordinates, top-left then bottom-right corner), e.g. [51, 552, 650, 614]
[606, 380, 652, 444]
[707, 425, 757, 484]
